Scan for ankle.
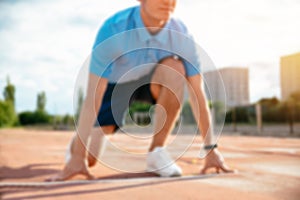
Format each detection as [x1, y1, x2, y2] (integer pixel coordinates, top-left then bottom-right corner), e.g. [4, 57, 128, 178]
[149, 145, 164, 152]
[67, 154, 86, 164]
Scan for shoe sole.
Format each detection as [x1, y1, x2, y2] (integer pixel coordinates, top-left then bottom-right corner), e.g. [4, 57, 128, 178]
[146, 167, 182, 177]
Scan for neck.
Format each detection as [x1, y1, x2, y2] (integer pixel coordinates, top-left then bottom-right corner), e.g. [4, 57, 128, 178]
[140, 9, 167, 34]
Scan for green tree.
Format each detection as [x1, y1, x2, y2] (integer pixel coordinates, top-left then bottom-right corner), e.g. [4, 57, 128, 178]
[0, 100, 16, 127]
[18, 91, 52, 126]
[3, 76, 15, 106]
[128, 102, 152, 125]
[259, 97, 281, 122]
[37, 91, 46, 112]
[225, 105, 255, 124]
[18, 111, 51, 125]
[129, 102, 152, 115]
[0, 77, 18, 127]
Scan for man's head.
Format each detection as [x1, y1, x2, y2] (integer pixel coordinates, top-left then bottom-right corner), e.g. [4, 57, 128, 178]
[138, 0, 177, 26]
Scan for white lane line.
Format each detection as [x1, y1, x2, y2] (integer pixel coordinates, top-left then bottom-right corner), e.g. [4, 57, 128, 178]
[0, 174, 231, 188]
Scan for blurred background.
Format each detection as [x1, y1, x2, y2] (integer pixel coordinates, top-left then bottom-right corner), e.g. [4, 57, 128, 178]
[0, 0, 299, 135]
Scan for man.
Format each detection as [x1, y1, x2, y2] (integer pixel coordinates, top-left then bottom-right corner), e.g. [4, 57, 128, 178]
[48, 0, 234, 181]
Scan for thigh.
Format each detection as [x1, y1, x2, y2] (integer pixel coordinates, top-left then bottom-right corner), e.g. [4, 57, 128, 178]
[95, 83, 130, 129]
[150, 56, 186, 99]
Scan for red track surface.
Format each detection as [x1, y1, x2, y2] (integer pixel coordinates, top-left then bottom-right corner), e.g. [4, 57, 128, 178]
[1, 128, 300, 200]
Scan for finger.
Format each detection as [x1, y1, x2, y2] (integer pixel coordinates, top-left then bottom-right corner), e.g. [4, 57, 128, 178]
[45, 164, 93, 182]
[81, 169, 95, 180]
[219, 162, 236, 173]
[45, 171, 72, 182]
[216, 167, 220, 174]
[45, 175, 61, 182]
[200, 166, 209, 174]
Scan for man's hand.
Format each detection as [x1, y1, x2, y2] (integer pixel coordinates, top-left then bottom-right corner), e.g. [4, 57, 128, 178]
[200, 149, 236, 174]
[45, 155, 94, 182]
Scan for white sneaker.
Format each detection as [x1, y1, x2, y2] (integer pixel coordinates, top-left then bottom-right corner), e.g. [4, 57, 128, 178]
[146, 147, 182, 177]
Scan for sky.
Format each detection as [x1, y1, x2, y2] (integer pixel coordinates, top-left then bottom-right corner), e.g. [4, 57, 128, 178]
[0, 0, 299, 115]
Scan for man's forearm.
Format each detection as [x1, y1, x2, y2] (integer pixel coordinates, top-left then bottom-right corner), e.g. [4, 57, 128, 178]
[187, 75, 214, 145]
[73, 74, 108, 158]
[189, 89, 213, 145]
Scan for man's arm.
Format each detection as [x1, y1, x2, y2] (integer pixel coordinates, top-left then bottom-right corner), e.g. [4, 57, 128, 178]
[187, 74, 213, 144]
[72, 73, 108, 159]
[187, 74, 235, 174]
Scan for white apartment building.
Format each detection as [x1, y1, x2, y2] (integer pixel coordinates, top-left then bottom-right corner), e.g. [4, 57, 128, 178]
[203, 67, 249, 107]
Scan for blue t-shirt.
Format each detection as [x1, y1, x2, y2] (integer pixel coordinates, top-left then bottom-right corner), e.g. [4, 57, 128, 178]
[90, 6, 201, 83]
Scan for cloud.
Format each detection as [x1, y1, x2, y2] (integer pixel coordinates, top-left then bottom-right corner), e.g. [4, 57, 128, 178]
[177, 0, 300, 64]
[248, 61, 280, 102]
[176, 0, 299, 104]
[0, 0, 140, 114]
[0, 0, 299, 114]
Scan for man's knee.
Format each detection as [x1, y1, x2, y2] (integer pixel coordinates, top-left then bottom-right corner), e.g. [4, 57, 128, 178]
[151, 56, 186, 100]
[154, 56, 186, 85]
[159, 56, 186, 76]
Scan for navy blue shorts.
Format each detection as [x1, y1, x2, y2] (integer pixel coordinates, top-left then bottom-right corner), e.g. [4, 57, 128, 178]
[95, 73, 156, 130]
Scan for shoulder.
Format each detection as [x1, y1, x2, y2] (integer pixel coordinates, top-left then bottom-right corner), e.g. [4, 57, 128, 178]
[168, 17, 189, 34]
[102, 6, 138, 32]
[93, 6, 138, 49]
